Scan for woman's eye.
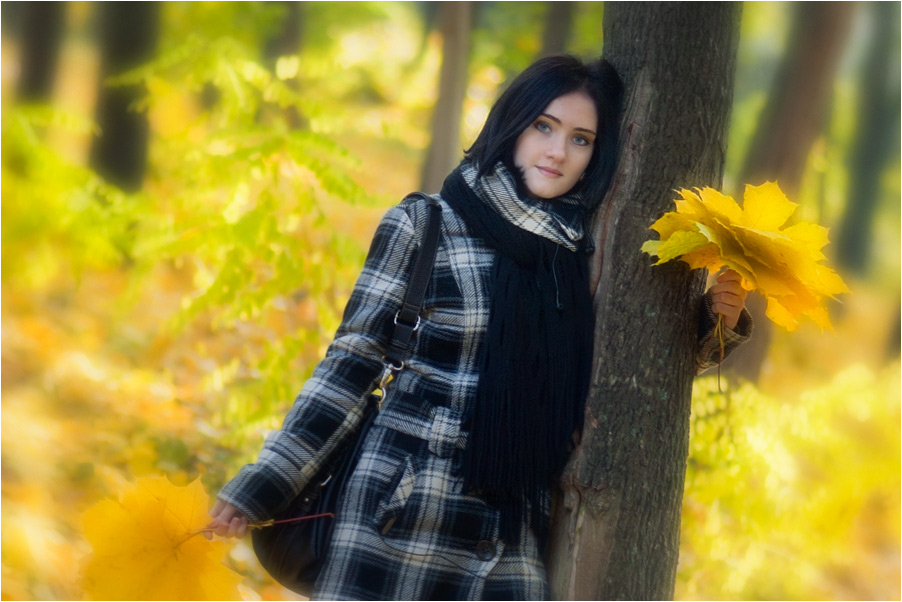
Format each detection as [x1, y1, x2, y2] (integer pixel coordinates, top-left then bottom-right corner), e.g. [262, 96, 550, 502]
[573, 135, 590, 146]
[535, 121, 551, 133]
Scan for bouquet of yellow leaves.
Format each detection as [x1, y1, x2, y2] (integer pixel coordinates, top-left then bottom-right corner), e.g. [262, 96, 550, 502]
[641, 182, 849, 332]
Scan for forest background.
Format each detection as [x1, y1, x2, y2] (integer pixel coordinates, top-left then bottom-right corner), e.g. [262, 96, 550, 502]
[1, 2, 899, 600]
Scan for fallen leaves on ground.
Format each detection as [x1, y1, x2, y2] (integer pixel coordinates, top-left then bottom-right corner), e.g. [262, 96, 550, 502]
[641, 182, 850, 331]
[81, 475, 243, 600]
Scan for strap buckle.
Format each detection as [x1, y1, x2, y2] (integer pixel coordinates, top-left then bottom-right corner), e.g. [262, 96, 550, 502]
[394, 311, 421, 332]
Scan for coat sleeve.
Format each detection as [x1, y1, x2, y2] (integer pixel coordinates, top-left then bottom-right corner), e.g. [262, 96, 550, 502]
[218, 203, 420, 522]
[696, 290, 753, 374]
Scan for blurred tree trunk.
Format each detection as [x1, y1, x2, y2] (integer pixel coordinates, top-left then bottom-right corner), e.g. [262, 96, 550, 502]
[264, 1, 304, 62]
[723, 2, 856, 382]
[419, 1, 471, 194]
[89, 2, 160, 192]
[546, 3, 740, 599]
[541, 2, 574, 56]
[739, 2, 855, 196]
[264, 1, 306, 128]
[16, 2, 66, 102]
[835, 1, 901, 276]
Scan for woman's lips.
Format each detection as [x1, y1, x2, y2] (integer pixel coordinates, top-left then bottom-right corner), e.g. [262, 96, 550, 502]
[537, 166, 562, 177]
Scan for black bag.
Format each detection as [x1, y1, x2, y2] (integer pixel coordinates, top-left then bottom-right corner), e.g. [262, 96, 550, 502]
[250, 395, 378, 593]
[251, 194, 442, 596]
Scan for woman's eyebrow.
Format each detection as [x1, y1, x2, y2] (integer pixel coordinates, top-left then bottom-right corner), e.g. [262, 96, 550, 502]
[540, 112, 597, 135]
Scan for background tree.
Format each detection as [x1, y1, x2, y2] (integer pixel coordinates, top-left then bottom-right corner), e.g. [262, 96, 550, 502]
[546, 3, 741, 599]
[540, 2, 575, 57]
[835, 1, 901, 276]
[263, 1, 305, 128]
[89, 1, 160, 192]
[419, 1, 472, 193]
[723, 2, 856, 382]
[13, 2, 66, 102]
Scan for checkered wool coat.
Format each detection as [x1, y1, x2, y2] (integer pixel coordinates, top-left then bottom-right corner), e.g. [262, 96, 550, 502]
[219, 188, 751, 601]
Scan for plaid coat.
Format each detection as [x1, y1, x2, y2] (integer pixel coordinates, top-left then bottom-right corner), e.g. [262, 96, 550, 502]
[219, 191, 751, 601]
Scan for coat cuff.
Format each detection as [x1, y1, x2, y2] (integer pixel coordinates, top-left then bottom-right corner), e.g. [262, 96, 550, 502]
[696, 291, 753, 374]
[217, 463, 297, 523]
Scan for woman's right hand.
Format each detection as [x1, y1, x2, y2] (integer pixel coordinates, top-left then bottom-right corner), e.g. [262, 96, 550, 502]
[205, 499, 249, 540]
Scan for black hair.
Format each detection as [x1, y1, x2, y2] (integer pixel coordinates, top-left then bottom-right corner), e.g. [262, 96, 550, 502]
[465, 55, 623, 210]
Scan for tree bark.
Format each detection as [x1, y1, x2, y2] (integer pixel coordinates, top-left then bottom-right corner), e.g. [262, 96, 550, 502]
[540, 2, 574, 57]
[546, 3, 741, 600]
[89, 1, 160, 192]
[724, 2, 856, 382]
[419, 1, 471, 194]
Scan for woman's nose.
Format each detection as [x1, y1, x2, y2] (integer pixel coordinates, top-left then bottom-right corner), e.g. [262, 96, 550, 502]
[546, 135, 566, 160]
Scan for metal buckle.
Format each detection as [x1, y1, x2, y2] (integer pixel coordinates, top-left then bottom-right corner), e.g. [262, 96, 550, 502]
[393, 311, 421, 332]
[375, 361, 404, 410]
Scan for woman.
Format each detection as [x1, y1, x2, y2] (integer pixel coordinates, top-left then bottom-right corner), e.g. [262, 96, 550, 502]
[209, 55, 750, 600]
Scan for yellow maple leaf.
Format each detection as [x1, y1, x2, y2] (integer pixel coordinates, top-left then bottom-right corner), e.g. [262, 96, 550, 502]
[642, 182, 850, 331]
[81, 475, 243, 601]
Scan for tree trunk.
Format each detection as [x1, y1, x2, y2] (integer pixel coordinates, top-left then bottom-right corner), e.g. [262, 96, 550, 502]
[89, 1, 160, 192]
[541, 2, 574, 57]
[739, 2, 856, 198]
[723, 2, 856, 382]
[419, 1, 471, 194]
[835, 1, 900, 276]
[16, 2, 67, 102]
[264, 1, 306, 128]
[546, 3, 740, 600]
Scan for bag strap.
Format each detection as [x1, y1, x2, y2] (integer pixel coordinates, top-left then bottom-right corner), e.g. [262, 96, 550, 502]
[375, 193, 442, 403]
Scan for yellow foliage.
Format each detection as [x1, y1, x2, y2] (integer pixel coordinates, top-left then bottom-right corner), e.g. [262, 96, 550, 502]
[81, 476, 243, 601]
[679, 362, 901, 600]
[641, 182, 850, 331]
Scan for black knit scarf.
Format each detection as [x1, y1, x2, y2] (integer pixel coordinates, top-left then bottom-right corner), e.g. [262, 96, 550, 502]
[441, 161, 595, 545]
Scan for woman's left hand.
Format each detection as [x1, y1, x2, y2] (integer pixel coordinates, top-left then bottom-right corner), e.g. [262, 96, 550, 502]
[205, 499, 248, 540]
[709, 269, 748, 330]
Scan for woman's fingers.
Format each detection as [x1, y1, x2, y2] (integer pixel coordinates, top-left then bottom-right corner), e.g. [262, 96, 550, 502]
[209, 498, 226, 517]
[716, 268, 742, 284]
[230, 515, 248, 539]
[205, 501, 248, 540]
[710, 269, 748, 330]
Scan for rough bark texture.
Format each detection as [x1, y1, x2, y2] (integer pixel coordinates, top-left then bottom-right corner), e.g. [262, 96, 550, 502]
[89, 1, 160, 192]
[546, 3, 741, 600]
[419, 2, 471, 194]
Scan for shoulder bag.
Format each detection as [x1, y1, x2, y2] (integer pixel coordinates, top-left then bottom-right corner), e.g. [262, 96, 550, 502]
[251, 193, 442, 596]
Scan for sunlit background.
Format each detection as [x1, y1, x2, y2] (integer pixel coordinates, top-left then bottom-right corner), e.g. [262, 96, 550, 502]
[2, 2, 899, 600]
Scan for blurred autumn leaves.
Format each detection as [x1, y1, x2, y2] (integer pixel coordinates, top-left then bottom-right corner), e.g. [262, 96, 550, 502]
[82, 477, 243, 600]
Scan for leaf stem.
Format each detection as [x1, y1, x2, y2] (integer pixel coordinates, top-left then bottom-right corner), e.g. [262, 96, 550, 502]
[190, 512, 336, 536]
[714, 313, 725, 393]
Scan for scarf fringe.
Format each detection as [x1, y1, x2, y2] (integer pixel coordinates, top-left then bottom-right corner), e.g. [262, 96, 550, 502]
[441, 162, 595, 545]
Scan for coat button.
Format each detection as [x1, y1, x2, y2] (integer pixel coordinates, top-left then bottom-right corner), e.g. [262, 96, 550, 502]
[475, 540, 496, 561]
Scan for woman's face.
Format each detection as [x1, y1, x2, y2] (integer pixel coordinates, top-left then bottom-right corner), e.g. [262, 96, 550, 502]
[513, 91, 598, 200]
